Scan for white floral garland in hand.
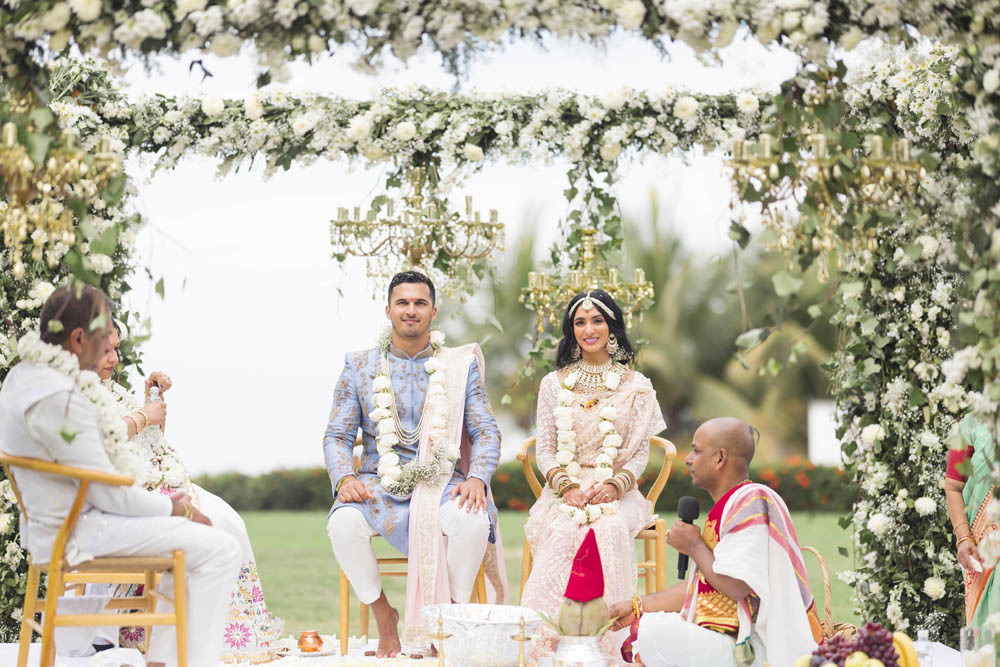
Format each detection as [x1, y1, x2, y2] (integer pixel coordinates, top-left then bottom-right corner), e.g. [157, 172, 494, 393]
[370, 330, 454, 497]
[15, 332, 148, 484]
[555, 366, 624, 525]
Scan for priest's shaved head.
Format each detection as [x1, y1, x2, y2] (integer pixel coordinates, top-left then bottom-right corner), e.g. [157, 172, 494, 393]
[684, 417, 758, 502]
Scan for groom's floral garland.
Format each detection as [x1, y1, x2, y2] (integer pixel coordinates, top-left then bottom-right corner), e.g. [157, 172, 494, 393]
[555, 366, 623, 525]
[14, 332, 148, 483]
[371, 329, 454, 497]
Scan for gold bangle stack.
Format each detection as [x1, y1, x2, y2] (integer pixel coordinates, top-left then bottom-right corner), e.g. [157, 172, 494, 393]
[550, 471, 579, 498]
[957, 534, 975, 548]
[632, 595, 644, 621]
[608, 470, 636, 499]
[133, 410, 148, 430]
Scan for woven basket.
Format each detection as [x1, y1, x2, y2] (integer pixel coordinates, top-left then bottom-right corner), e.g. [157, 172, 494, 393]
[801, 545, 859, 642]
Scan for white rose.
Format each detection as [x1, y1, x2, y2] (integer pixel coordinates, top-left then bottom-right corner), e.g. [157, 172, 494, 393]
[557, 429, 575, 444]
[427, 382, 445, 396]
[347, 115, 372, 142]
[802, 13, 827, 36]
[782, 11, 800, 31]
[308, 34, 326, 53]
[175, 0, 208, 18]
[200, 96, 225, 117]
[0, 513, 12, 535]
[604, 371, 621, 390]
[559, 441, 576, 453]
[923, 576, 945, 600]
[430, 414, 446, 430]
[563, 372, 579, 389]
[673, 96, 699, 121]
[840, 26, 864, 51]
[860, 424, 886, 446]
[599, 421, 616, 435]
[867, 513, 891, 537]
[380, 452, 400, 467]
[69, 0, 102, 22]
[736, 91, 759, 114]
[391, 121, 417, 141]
[209, 33, 242, 57]
[984, 68, 1000, 95]
[42, 3, 71, 31]
[615, 0, 645, 29]
[377, 417, 395, 433]
[463, 143, 484, 161]
[554, 406, 573, 419]
[374, 393, 393, 409]
[599, 406, 617, 420]
[424, 357, 443, 374]
[89, 253, 113, 275]
[602, 447, 618, 459]
[566, 461, 582, 477]
[600, 141, 622, 162]
[916, 234, 939, 258]
[600, 88, 626, 111]
[556, 418, 574, 431]
[373, 376, 391, 392]
[244, 95, 264, 120]
[595, 453, 613, 466]
[559, 388, 576, 404]
[603, 434, 623, 448]
[572, 510, 588, 525]
[914, 497, 936, 516]
[555, 450, 574, 466]
[429, 330, 446, 347]
[378, 432, 399, 447]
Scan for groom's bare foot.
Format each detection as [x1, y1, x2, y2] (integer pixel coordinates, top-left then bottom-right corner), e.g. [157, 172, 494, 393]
[371, 592, 401, 658]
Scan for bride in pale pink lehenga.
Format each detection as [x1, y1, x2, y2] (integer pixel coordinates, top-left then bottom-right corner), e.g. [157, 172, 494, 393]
[521, 290, 665, 663]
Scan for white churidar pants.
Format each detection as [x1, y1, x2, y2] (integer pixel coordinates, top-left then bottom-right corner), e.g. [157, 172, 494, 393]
[633, 612, 765, 667]
[327, 499, 490, 605]
[74, 510, 243, 667]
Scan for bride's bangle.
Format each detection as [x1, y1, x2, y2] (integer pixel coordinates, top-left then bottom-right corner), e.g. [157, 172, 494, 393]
[133, 410, 148, 430]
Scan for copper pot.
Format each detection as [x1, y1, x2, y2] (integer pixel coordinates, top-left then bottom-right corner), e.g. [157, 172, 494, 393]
[298, 630, 323, 652]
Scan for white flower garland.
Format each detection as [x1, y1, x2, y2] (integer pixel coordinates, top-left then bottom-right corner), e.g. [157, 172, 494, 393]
[15, 331, 144, 483]
[370, 330, 453, 497]
[555, 366, 623, 525]
[101, 380, 190, 493]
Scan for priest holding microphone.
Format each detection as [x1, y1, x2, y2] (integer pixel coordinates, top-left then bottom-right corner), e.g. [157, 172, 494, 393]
[607, 418, 823, 667]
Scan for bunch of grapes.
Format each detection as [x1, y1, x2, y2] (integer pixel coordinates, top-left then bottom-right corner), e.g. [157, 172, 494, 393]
[852, 622, 899, 667]
[809, 635, 854, 666]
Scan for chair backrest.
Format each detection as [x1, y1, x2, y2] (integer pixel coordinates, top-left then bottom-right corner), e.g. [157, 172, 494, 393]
[0, 451, 133, 566]
[517, 436, 676, 503]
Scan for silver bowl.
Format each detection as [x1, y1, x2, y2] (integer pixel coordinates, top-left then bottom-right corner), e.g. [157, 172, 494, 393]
[421, 603, 542, 667]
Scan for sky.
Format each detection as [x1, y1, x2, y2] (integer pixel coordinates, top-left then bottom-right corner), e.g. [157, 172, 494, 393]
[112, 31, 807, 475]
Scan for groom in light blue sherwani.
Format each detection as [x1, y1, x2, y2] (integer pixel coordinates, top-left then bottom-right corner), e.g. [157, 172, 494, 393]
[323, 270, 502, 657]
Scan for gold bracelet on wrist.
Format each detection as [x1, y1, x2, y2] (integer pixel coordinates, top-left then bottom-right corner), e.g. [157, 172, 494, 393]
[556, 482, 579, 498]
[954, 521, 970, 535]
[957, 534, 974, 547]
[632, 595, 643, 620]
[134, 410, 148, 430]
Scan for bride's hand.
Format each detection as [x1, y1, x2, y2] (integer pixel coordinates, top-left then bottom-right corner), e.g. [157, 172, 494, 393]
[563, 488, 588, 509]
[586, 483, 618, 504]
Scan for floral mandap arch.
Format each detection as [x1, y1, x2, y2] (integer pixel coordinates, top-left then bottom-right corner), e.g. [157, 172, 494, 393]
[1, 0, 999, 644]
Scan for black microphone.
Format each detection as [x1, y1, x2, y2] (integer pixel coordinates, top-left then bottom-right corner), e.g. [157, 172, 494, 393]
[677, 496, 700, 580]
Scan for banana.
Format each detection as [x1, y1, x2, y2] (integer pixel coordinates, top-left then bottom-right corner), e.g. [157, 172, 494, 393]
[892, 631, 919, 667]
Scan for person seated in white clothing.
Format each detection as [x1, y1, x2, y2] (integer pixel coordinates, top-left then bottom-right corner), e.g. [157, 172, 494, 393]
[0, 283, 242, 667]
[607, 418, 823, 667]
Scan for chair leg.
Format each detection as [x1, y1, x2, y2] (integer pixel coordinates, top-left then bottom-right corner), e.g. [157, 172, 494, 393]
[359, 601, 369, 639]
[643, 535, 655, 594]
[473, 563, 487, 604]
[655, 518, 667, 592]
[144, 569, 157, 654]
[519, 541, 532, 600]
[173, 550, 188, 667]
[17, 562, 40, 667]
[40, 565, 64, 667]
[339, 569, 350, 656]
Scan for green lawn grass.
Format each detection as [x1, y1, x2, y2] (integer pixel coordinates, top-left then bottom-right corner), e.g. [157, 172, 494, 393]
[243, 510, 859, 639]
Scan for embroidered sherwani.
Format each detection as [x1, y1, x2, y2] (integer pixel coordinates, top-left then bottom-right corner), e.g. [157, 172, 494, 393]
[323, 342, 501, 555]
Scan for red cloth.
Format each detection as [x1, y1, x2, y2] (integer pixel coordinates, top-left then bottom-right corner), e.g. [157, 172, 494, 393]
[564, 528, 604, 602]
[947, 445, 974, 483]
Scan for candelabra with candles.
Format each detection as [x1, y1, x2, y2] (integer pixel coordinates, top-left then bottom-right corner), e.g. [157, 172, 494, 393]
[0, 120, 122, 279]
[329, 167, 505, 297]
[521, 228, 654, 333]
[727, 132, 925, 281]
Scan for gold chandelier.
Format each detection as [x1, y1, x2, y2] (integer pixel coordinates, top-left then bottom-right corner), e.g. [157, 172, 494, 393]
[1, 121, 122, 279]
[728, 132, 925, 281]
[521, 228, 654, 333]
[329, 167, 505, 297]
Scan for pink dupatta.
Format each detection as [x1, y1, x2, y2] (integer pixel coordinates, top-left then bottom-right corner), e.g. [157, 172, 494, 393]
[402, 343, 507, 644]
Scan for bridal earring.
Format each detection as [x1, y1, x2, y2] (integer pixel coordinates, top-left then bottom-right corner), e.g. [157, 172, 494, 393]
[572, 344, 581, 360]
[606, 334, 619, 358]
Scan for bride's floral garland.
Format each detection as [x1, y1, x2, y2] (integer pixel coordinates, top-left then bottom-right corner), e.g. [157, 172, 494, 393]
[371, 329, 453, 497]
[555, 365, 624, 525]
[14, 332, 147, 482]
[101, 381, 190, 493]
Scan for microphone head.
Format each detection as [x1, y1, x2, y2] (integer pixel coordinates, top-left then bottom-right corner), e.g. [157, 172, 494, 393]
[677, 496, 700, 522]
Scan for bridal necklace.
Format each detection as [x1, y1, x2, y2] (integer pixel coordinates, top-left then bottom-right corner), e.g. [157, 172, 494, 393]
[572, 358, 624, 393]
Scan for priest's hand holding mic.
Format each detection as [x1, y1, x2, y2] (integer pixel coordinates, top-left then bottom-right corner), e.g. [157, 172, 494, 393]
[671, 496, 701, 580]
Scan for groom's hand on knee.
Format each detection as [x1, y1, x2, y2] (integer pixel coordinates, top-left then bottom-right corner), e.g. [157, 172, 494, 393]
[451, 478, 486, 513]
[339, 477, 373, 503]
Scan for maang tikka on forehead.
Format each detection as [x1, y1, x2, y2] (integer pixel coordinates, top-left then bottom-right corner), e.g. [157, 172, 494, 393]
[569, 291, 616, 320]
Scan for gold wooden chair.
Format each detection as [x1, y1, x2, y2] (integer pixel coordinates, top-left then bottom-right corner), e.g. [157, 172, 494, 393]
[516, 435, 676, 598]
[0, 452, 188, 667]
[337, 442, 489, 656]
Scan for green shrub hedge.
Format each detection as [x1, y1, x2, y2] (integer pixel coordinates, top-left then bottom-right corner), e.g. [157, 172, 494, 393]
[194, 456, 855, 514]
